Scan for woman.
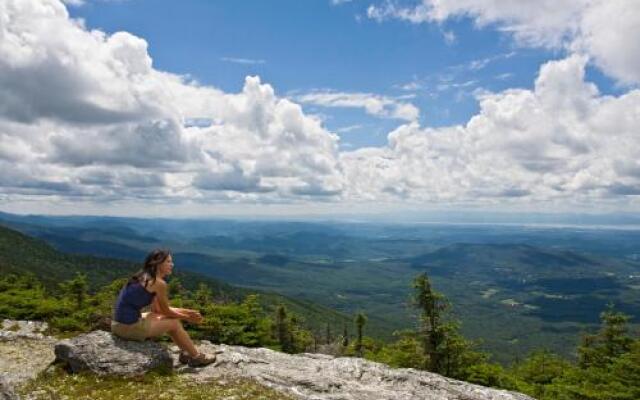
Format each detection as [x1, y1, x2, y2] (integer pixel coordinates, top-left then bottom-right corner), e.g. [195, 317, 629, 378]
[111, 248, 216, 367]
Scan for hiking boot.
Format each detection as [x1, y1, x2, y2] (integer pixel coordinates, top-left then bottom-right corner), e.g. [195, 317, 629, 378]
[187, 352, 216, 367]
[178, 351, 190, 364]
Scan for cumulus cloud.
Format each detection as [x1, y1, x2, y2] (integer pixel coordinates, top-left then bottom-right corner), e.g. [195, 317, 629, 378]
[1, 0, 640, 213]
[0, 0, 344, 203]
[340, 55, 640, 206]
[294, 90, 420, 122]
[367, 0, 640, 85]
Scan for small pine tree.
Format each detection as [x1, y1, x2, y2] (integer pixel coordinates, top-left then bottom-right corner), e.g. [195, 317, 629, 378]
[355, 312, 367, 357]
[59, 273, 89, 309]
[512, 348, 571, 397]
[342, 323, 349, 347]
[276, 304, 293, 353]
[412, 273, 448, 372]
[411, 272, 484, 379]
[578, 303, 633, 369]
[194, 283, 213, 305]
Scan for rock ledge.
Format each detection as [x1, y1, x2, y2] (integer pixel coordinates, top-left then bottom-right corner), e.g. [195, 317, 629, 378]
[179, 342, 534, 400]
[1, 325, 535, 400]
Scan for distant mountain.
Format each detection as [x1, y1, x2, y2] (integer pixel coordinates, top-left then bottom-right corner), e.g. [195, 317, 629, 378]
[408, 242, 609, 276]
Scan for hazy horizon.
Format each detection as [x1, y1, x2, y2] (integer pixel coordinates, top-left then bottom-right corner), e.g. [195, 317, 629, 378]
[3, 208, 640, 230]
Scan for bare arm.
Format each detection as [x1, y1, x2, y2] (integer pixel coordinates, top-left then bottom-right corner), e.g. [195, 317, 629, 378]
[152, 281, 189, 320]
[150, 295, 162, 313]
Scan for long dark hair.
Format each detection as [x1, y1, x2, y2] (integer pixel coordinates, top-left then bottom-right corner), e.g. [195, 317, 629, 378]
[128, 248, 171, 289]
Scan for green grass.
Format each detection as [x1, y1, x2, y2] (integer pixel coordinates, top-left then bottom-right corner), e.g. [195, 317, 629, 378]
[18, 366, 294, 400]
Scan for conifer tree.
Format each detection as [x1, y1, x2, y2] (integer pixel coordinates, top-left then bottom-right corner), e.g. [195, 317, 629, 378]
[60, 272, 88, 309]
[412, 273, 448, 372]
[355, 312, 367, 357]
[290, 314, 299, 350]
[342, 323, 349, 347]
[578, 303, 633, 369]
[411, 272, 483, 378]
[194, 283, 213, 305]
[276, 304, 293, 353]
[325, 322, 332, 344]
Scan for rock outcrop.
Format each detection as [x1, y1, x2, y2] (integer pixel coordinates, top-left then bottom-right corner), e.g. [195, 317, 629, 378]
[0, 320, 56, 384]
[54, 330, 173, 376]
[0, 323, 535, 400]
[0, 320, 50, 342]
[0, 320, 56, 400]
[0, 375, 18, 400]
[177, 342, 534, 400]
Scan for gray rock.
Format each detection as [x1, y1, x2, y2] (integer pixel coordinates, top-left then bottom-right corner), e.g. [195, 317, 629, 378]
[0, 375, 19, 400]
[181, 342, 535, 400]
[0, 320, 49, 342]
[2, 322, 534, 400]
[0, 321, 56, 390]
[54, 330, 173, 376]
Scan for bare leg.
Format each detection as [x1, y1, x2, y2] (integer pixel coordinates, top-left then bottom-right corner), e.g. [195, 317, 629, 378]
[144, 312, 198, 357]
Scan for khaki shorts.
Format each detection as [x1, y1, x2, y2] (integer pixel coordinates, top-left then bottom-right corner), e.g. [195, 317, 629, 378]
[111, 316, 150, 341]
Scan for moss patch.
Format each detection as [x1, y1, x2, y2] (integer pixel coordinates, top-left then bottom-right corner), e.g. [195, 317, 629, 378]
[18, 366, 294, 400]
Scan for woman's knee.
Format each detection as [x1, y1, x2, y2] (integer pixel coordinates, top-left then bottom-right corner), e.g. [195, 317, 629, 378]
[167, 318, 183, 333]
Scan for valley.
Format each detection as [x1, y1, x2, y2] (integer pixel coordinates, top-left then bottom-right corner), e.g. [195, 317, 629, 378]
[2, 212, 639, 364]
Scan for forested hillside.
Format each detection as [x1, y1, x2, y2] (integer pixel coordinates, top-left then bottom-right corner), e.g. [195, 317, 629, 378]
[0, 224, 352, 337]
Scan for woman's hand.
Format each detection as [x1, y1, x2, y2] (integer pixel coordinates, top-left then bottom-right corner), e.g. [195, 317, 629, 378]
[175, 308, 203, 324]
[186, 312, 203, 324]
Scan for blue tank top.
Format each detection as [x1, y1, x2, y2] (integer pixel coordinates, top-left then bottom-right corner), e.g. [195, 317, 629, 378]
[113, 281, 156, 324]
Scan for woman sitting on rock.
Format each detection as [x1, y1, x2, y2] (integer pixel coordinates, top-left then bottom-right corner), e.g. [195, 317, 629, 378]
[111, 248, 216, 367]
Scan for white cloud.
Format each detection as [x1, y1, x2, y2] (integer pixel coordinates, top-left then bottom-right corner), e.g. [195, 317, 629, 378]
[336, 124, 365, 133]
[367, 0, 640, 85]
[0, 0, 344, 203]
[61, 0, 85, 6]
[294, 90, 420, 122]
[495, 73, 514, 81]
[220, 57, 266, 65]
[340, 55, 640, 207]
[1, 0, 640, 213]
[468, 52, 516, 71]
[442, 30, 456, 45]
[397, 81, 422, 91]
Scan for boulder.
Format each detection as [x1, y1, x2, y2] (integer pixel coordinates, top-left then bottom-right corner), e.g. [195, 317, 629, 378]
[180, 342, 535, 400]
[54, 330, 173, 376]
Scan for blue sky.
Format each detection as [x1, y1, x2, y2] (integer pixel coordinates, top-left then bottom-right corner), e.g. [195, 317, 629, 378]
[1, 0, 639, 217]
[67, 0, 582, 148]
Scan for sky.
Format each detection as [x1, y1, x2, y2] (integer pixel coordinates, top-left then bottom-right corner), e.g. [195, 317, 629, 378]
[0, 0, 639, 218]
